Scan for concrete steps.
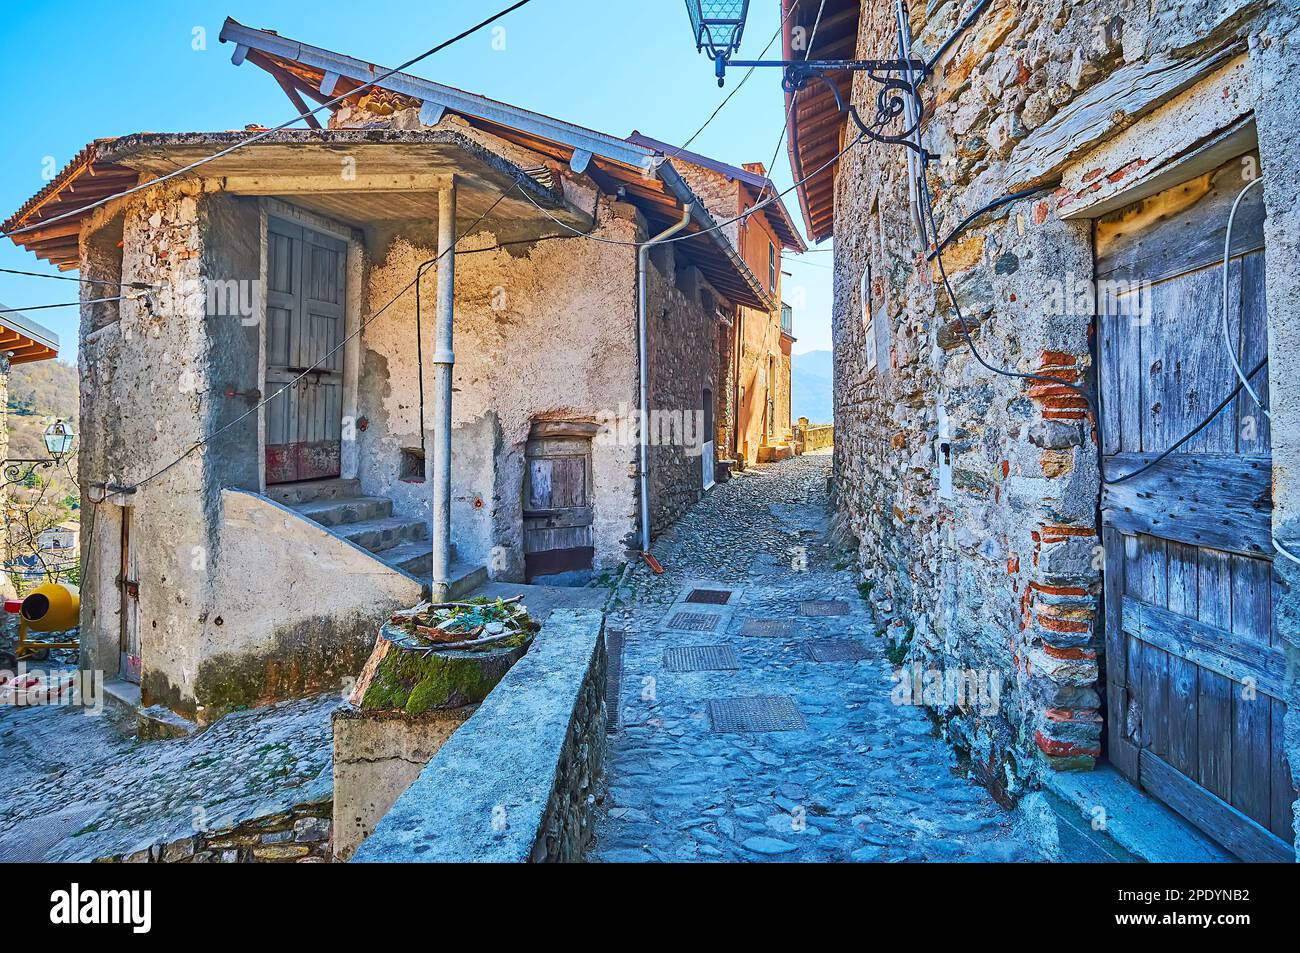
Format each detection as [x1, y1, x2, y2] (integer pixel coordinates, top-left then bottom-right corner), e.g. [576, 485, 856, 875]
[273, 479, 480, 591]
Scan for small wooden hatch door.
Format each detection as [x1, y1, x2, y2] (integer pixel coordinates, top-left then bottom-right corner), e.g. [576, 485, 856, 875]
[523, 421, 596, 582]
[264, 216, 347, 485]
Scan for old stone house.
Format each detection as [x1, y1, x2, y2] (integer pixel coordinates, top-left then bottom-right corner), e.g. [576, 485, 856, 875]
[0, 305, 60, 599]
[785, 0, 1299, 860]
[630, 135, 806, 467]
[1, 19, 776, 722]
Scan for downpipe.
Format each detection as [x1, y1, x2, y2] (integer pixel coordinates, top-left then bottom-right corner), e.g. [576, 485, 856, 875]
[637, 205, 694, 552]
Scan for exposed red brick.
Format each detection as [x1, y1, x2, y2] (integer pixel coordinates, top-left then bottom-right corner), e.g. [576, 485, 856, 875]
[1044, 707, 1103, 724]
[1029, 582, 1088, 596]
[1035, 731, 1100, 758]
[1106, 157, 1148, 183]
[1041, 640, 1094, 657]
[1008, 556, 1020, 574]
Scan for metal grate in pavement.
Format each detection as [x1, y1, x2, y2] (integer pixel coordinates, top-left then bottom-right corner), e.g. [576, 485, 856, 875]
[605, 629, 625, 734]
[666, 611, 720, 632]
[739, 618, 794, 637]
[708, 695, 806, 732]
[685, 588, 732, 605]
[663, 644, 740, 673]
[801, 600, 849, 616]
[805, 639, 869, 663]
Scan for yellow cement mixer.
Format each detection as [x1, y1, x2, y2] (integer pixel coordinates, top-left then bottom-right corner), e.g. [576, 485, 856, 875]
[1, 583, 79, 668]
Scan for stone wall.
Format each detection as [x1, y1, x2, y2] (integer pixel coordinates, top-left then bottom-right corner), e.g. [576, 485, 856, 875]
[646, 243, 725, 535]
[95, 799, 332, 863]
[350, 608, 606, 862]
[830, 0, 1299, 816]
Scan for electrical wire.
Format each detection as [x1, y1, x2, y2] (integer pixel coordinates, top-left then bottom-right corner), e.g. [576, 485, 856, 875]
[1222, 176, 1269, 418]
[751, 0, 825, 209]
[0, 267, 157, 290]
[2, 295, 127, 312]
[514, 127, 868, 249]
[0, 0, 533, 240]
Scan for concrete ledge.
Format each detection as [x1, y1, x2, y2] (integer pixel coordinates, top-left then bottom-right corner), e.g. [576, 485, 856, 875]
[1041, 764, 1234, 863]
[351, 608, 607, 862]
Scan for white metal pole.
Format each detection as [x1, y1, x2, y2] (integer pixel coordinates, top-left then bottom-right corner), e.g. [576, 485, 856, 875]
[431, 180, 456, 595]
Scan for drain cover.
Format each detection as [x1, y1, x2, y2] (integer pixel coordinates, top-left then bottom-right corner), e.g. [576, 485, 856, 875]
[666, 611, 720, 632]
[708, 696, 806, 732]
[739, 618, 794, 637]
[664, 644, 739, 672]
[606, 629, 625, 734]
[685, 588, 732, 605]
[806, 639, 869, 662]
[801, 600, 849, 616]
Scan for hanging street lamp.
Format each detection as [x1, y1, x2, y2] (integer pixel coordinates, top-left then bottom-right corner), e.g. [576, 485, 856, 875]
[2, 419, 77, 490]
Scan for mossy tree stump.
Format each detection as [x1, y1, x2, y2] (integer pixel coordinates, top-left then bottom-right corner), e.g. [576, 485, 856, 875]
[349, 620, 534, 715]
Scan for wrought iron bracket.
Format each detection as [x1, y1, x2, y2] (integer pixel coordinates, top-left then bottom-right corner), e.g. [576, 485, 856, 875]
[726, 58, 936, 163]
[1, 458, 57, 491]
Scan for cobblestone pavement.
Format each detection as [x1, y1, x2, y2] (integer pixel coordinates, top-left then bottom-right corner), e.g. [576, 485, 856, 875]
[592, 452, 1044, 862]
[0, 692, 336, 861]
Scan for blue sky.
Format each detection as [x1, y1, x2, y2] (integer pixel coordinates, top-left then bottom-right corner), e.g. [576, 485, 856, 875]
[0, 0, 834, 365]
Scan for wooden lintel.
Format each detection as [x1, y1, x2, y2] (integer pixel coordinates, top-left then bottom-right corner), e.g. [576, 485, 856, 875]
[221, 173, 456, 195]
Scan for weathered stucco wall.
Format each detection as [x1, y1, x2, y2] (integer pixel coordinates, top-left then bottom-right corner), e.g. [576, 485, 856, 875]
[357, 199, 643, 579]
[831, 0, 1297, 835]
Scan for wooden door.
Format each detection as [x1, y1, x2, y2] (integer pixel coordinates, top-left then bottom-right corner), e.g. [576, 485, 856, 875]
[118, 507, 139, 684]
[1098, 152, 1293, 861]
[265, 217, 347, 485]
[523, 424, 595, 581]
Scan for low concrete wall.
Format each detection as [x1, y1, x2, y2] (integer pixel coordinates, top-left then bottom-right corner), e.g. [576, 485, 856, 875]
[350, 608, 606, 862]
[332, 706, 471, 861]
[802, 424, 833, 452]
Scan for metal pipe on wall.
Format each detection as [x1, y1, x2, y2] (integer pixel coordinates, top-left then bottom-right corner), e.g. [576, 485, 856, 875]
[637, 205, 694, 553]
[431, 179, 457, 595]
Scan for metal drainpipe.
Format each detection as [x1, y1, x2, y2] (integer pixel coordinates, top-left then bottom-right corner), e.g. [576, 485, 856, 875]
[637, 205, 693, 552]
[431, 180, 457, 597]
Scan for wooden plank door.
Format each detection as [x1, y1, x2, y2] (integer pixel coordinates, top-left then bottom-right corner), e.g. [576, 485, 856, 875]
[523, 426, 595, 581]
[265, 216, 347, 485]
[118, 506, 140, 684]
[1097, 151, 1293, 862]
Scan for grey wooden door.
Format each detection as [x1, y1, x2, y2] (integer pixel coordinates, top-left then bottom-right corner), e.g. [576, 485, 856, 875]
[265, 216, 347, 484]
[1097, 151, 1293, 861]
[523, 423, 595, 581]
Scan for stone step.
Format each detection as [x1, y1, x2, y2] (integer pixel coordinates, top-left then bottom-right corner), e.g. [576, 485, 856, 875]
[267, 478, 362, 506]
[337, 516, 429, 555]
[438, 560, 490, 602]
[377, 539, 460, 577]
[289, 495, 393, 527]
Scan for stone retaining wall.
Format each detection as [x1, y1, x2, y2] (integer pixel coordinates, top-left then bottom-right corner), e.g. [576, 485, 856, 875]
[351, 608, 606, 862]
[96, 799, 332, 863]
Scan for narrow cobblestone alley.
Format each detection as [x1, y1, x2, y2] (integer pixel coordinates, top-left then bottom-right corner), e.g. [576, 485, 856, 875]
[592, 452, 1044, 862]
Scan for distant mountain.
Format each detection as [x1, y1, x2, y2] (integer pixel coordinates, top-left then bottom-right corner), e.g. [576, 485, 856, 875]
[791, 349, 833, 424]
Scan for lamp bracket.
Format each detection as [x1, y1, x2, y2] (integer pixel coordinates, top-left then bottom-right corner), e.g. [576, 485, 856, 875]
[725, 58, 936, 162]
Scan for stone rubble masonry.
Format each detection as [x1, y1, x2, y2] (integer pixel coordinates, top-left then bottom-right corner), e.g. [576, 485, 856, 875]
[96, 800, 333, 864]
[351, 608, 606, 862]
[0, 352, 12, 600]
[830, 0, 1298, 822]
